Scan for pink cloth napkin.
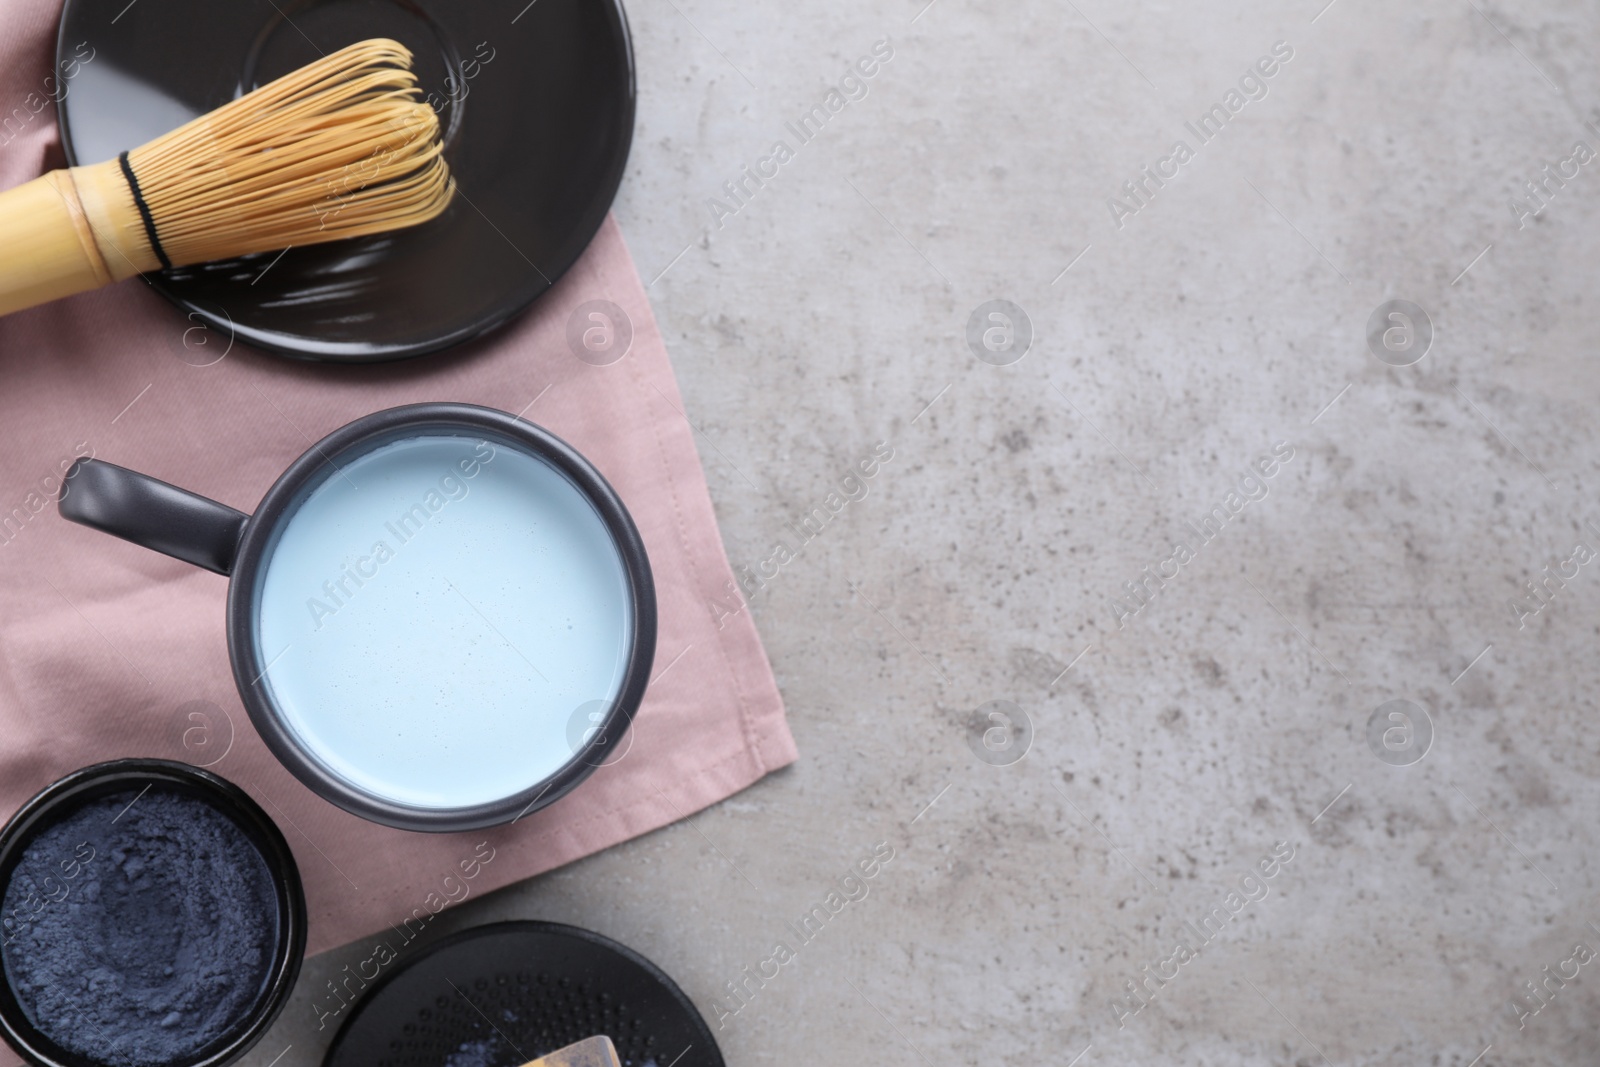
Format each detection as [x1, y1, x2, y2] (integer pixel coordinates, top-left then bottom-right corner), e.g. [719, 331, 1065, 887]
[0, 6, 795, 957]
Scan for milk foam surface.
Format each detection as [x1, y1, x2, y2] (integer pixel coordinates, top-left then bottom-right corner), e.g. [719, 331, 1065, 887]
[255, 434, 633, 809]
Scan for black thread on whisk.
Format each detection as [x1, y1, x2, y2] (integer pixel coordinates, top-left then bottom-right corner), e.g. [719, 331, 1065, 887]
[118, 151, 172, 271]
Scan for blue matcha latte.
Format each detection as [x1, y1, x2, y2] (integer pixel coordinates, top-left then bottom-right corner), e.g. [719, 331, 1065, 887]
[0, 788, 278, 1066]
[254, 435, 634, 810]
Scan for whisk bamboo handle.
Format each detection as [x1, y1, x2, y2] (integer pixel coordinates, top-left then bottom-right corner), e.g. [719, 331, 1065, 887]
[0, 161, 156, 317]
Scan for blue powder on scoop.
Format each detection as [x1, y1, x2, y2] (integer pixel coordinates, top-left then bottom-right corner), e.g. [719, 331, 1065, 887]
[0, 788, 278, 1066]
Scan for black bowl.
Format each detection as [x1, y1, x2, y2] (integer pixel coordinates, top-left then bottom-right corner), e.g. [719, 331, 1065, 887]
[0, 760, 307, 1067]
[55, 0, 636, 362]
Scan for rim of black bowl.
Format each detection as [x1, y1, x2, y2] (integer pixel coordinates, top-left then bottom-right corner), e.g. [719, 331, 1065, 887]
[0, 759, 307, 1067]
[226, 404, 658, 833]
[51, 0, 637, 363]
[321, 919, 724, 1067]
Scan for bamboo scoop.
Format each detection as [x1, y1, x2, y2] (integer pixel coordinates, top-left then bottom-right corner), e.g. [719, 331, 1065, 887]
[520, 1036, 622, 1067]
[0, 38, 454, 318]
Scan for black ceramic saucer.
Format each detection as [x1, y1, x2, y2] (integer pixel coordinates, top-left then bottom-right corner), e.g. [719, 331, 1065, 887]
[323, 921, 724, 1067]
[55, 0, 635, 362]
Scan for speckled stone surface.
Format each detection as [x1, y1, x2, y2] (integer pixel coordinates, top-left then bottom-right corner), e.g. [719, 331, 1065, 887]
[242, 1, 1600, 1065]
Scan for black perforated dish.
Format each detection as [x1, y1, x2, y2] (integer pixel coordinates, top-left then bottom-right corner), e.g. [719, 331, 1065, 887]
[323, 923, 723, 1067]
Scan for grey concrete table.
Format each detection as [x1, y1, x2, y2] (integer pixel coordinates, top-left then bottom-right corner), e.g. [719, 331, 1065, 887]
[248, 0, 1600, 1064]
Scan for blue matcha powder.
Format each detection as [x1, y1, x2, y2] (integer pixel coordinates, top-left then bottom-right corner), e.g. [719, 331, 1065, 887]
[0, 788, 278, 1066]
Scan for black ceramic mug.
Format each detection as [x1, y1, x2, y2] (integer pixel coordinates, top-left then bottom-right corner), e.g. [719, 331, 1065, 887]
[58, 404, 656, 832]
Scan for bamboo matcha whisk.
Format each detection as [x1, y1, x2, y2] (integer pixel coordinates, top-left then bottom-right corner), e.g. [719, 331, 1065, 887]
[0, 38, 454, 318]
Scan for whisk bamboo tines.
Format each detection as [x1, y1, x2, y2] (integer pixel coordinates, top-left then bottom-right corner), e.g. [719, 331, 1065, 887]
[0, 38, 455, 318]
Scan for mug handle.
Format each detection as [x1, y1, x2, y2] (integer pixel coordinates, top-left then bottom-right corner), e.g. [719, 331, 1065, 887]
[58, 459, 249, 576]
